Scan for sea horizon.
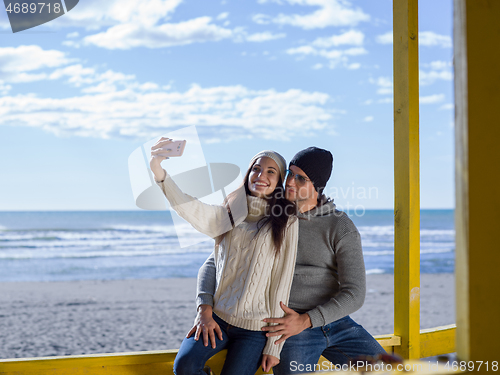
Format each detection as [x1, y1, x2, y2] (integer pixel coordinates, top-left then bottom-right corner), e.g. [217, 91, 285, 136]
[0, 209, 455, 283]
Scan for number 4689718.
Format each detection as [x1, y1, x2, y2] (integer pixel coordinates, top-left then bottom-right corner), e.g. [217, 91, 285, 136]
[5, 3, 62, 14]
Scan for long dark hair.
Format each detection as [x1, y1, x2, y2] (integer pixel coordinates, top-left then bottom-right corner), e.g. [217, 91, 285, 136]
[241, 160, 297, 253]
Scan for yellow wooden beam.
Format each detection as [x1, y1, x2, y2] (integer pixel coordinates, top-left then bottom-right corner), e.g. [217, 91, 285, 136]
[0, 350, 178, 374]
[0, 326, 457, 375]
[420, 325, 456, 358]
[393, 0, 421, 360]
[375, 334, 402, 348]
[454, 0, 500, 365]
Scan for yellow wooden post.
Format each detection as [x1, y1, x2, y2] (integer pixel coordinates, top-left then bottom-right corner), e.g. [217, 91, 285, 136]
[454, 0, 500, 365]
[393, 0, 420, 359]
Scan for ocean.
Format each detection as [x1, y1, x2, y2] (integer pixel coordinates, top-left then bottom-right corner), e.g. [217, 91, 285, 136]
[0, 210, 455, 282]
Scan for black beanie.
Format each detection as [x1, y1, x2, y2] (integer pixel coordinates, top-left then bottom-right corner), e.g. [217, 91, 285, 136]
[289, 147, 333, 193]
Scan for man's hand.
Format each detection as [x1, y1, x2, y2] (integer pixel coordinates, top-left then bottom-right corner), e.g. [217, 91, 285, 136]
[261, 354, 280, 373]
[186, 305, 223, 349]
[261, 302, 312, 344]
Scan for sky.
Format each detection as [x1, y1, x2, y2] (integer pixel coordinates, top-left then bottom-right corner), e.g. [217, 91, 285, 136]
[0, 0, 454, 211]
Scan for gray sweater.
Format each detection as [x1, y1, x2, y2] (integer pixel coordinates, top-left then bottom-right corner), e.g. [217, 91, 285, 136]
[197, 199, 366, 328]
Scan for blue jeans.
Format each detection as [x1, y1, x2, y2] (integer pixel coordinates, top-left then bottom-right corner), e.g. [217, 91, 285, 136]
[272, 316, 386, 374]
[173, 314, 267, 375]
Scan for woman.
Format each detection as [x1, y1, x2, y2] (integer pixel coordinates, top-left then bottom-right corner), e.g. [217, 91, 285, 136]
[150, 137, 298, 375]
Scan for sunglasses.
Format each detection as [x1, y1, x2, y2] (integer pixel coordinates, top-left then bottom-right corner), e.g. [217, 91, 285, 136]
[286, 169, 312, 187]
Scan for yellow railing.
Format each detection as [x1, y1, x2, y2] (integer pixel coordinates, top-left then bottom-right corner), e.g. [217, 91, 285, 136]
[0, 325, 456, 375]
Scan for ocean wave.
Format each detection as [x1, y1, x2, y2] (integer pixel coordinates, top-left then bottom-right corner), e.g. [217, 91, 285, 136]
[363, 241, 452, 248]
[0, 246, 214, 260]
[420, 248, 454, 254]
[109, 224, 178, 233]
[366, 268, 386, 274]
[364, 250, 394, 256]
[420, 242, 455, 248]
[420, 229, 455, 236]
[363, 247, 453, 256]
[358, 226, 394, 235]
[358, 226, 455, 237]
[0, 227, 204, 242]
[361, 240, 394, 248]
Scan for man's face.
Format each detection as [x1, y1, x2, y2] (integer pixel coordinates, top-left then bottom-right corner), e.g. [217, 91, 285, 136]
[285, 165, 318, 209]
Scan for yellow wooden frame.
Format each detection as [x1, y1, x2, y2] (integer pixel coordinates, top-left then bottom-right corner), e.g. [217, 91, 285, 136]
[0, 0, 462, 373]
[393, 0, 422, 360]
[0, 326, 457, 375]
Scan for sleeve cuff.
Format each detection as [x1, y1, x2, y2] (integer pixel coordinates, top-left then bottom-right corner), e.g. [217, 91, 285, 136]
[263, 336, 284, 360]
[154, 169, 167, 183]
[307, 309, 325, 328]
[196, 294, 214, 308]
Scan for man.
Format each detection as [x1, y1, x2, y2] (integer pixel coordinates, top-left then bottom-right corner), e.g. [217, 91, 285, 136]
[193, 147, 385, 374]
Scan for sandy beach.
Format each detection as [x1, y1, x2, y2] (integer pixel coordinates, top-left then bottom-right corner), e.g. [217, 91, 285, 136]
[0, 274, 455, 360]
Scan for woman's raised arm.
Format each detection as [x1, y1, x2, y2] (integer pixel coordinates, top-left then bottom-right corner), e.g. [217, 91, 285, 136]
[149, 138, 247, 239]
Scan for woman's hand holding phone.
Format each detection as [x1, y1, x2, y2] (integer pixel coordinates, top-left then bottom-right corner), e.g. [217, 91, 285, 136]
[149, 137, 186, 182]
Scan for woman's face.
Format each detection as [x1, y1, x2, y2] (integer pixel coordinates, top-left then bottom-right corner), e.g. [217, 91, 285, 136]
[247, 157, 280, 198]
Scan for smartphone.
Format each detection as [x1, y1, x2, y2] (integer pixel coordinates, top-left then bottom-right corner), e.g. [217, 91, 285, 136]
[158, 140, 187, 157]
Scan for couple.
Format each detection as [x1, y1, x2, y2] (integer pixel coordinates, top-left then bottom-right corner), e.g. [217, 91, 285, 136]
[150, 139, 385, 375]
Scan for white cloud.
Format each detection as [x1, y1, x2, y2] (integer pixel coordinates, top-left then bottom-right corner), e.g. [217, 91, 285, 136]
[370, 76, 393, 95]
[439, 103, 454, 110]
[49, 64, 97, 86]
[426, 60, 451, 70]
[286, 44, 367, 69]
[0, 45, 73, 83]
[245, 31, 286, 42]
[378, 98, 393, 104]
[24, 0, 275, 50]
[420, 94, 445, 104]
[419, 70, 453, 85]
[0, 63, 337, 141]
[55, 0, 183, 29]
[420, 60, 453, 85]
[217, 12, 229, 20]
[364, 116, 374, 122]
[84, 17, 235, 49]
[343, 47, 367, 56]
[376, 31, 452, 48]
[312, 63, 323, 70]
[19, 0, 262, 50]
[0, 0, 298, 51]
[253, 0, 370, 29]
[0, 0, 180, 31]
[62, 41, 81, 48]
[376, 31, 393, 44]
[287, 46, 316, 56]
[419, 31, 452, 48]
[0, 80, 12, 95]
[312, 30, 364, 48]
[285, 29, 367, 69]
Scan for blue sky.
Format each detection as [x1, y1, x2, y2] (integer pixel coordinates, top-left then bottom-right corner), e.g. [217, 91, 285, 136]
[0, 0, 454, 211]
